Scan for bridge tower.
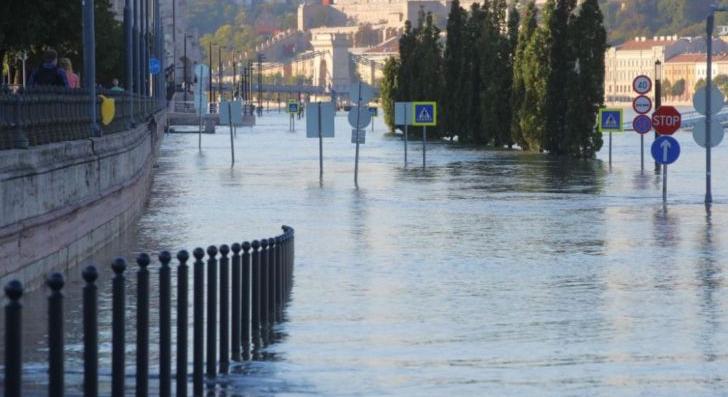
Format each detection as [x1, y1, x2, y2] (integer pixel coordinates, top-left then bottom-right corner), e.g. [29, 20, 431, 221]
[311, 32, 352, 95]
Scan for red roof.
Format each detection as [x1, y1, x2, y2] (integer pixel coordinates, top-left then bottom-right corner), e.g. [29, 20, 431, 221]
[617, 38, 678, 51]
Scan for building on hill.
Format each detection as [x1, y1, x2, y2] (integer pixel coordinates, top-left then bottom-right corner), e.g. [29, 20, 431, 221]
[664, 53, 728, 103]
[605, 35, 728, 104]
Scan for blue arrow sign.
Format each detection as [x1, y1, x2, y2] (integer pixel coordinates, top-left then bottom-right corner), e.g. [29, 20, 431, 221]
[651, 136, 680, 165]
[149, 57, 161, 75]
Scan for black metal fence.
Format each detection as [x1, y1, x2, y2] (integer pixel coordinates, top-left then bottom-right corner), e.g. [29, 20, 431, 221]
[3, 225, 295, 397]
[0, 86, 163, 150]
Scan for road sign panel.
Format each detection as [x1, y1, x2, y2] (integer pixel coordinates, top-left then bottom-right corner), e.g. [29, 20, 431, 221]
[633, 75, 652, 94]
[632, 95, 652, 114]
[412, 102, 437, 126]
[395, 102, 412, 125]
[288, 101, 299, 114]
[599, 108, 623, 132]
[348, 106, 372, 129]
[692, 84, 725, 115]
[219, 101, 242, 125]
[633, 115, 652, 134]
[369, 107, 378, 117]
[149, 58, 161, 75]
[651, 136, 680, 165]
[350, 81, 373, 103]
[306, 102, 336, 138]
[351, 129, 366, 144]
[692, 119, 724, 148]
[652, 106, 681, 135]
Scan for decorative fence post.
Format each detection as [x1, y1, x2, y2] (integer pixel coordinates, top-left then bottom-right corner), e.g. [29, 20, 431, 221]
[242, 241, 252, 360]
[159, 251, 172, 397]
[47, 273, 65, 397]
[231, 243, 242, 362]
[176, 250, 190, 397]
[5, 280, 23, 397]
[111, 258, 127, 397]
[260, 239, 269, 332]
[206, 245, 218, 379]
[268, 237, 276, 325]
[251, 240, 261, 343]
[219, 245, 230, 374]
[136, 253, 150, 397]
[83, 266, 98, 397]
[193, 248, 205, 396]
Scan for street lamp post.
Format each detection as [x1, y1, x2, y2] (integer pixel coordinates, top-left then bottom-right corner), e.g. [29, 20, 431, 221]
[654, 60, 662, 173]
[82, 0, 99, 136]
[704, 5, 728, 205]
[183, 34, 192, 101]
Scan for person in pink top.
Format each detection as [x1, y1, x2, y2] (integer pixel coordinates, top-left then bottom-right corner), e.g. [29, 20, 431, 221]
[59, 58, 80, 88]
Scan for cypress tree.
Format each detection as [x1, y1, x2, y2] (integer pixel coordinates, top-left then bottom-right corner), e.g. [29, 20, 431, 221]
[490, 0, 512, 147]
[543, 0, 577, 155]
[466, 3, 488, 144]
[503, 4, 519, 149]
[443, 0, 467, 140]
[381, 57, 400, 133]
[512, 1, 537, 149]
[398, 20, 417, 102]
[520, 2, 550, 151]
[564, 0, 606, 157]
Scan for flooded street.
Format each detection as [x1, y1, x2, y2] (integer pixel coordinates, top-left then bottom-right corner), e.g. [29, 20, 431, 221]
[10, 112, 728, 396]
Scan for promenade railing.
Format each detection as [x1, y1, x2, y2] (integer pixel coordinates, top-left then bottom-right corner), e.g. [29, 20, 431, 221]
[0, 86, 163, 150]
[3, 225, 295, 397]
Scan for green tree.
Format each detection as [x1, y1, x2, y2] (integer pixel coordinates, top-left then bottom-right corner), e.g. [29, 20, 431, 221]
[512, 1, 538, 149]
[714, 74, 728, 96]
[672, 78, 686, 96]
[463, 3, 486, 143]
[443, 0, 467, 140]
[519, 4, 550, 151]
[564, 0, 606, 157]
[381, 57, 399, 133]
[695, 78, 706, 93]
[543, 0, 577, 155]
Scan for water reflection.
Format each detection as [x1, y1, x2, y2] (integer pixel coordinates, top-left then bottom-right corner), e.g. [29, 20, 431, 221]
[6, 114, 728, 395]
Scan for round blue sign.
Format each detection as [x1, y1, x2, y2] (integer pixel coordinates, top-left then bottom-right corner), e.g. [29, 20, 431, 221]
[651, 136, 680, 165]
[633, 115, 652, 134]
[149, 58, 161, 75]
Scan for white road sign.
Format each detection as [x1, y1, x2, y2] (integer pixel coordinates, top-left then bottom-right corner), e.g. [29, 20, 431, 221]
[395, 102, 412, 125]
[633, 75, 652, 94]
[350, 81, 373, 103]
[351, 129, 366, 144]
[348, 106, 372, 129]
[219, 101, 242, 125]
[306, 102, 336, 138]
[693, 119, 725, 148]
[693, 84, 725, 115]
[632, 95, 652, 114]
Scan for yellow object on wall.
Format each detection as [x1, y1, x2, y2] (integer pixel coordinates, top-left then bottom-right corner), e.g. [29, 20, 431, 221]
[99, 96, 116, 126]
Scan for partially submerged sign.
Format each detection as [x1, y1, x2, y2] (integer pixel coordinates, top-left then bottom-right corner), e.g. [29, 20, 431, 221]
[598, 108, 623, 132]
[395, 102, 412, 125]
[412, 102, 437, 126]
[306, 102, 336, 138]
[219, 101, 243, 125]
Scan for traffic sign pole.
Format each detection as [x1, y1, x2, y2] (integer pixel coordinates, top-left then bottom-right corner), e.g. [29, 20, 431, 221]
[641, 135, 644, 172]
[609, 132, 612, 168]
[318, 101, 323, 180]
[423, 126, 427, 168]
[354, 82, 361, 188]
[706, 14, 714, 205]
[404, 106, 408, 167]
[663, 164, 668, 203]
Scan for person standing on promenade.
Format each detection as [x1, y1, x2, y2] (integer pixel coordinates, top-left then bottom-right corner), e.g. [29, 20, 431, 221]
[110, 78, 124, 92]
[28, 49, 68, 87]
[59, 58, 80, 88]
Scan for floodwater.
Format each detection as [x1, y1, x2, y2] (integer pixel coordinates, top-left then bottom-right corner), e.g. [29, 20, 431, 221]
[7, 111, 728, 396]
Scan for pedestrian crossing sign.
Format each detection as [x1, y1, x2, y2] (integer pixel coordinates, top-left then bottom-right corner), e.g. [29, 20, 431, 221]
[288, 100, 300, 114]
[412, 102, 437, 126]
[599, 108, 623, 132]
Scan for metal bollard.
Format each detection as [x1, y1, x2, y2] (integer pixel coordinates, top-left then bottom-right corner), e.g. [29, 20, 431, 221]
[5, 280, 23, 397]
[268, 238, 276, 324]
[111, 257, 127, 397]
[159, 251, 172, 397]
[47, 273, 64, 397]
[242, 241, 251, 360]
[260, 239, 269, 328]
[219, 245, 230, 374]
[275, 236, 283, 315]
[83, 266, 99, 397]
[231, 243, 242, 362]
[136, 253, 150, 397]
[206, 245, 218, 379]
[176, 250, 190, 397]
[193, 248, 205, 396]
[251, 240, 260, 335]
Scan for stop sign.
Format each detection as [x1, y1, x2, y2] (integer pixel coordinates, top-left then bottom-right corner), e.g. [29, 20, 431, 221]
[652, 106, 682, 135]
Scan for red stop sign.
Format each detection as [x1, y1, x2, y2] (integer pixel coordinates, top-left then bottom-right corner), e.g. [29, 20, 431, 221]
[652, 106, 682, 135]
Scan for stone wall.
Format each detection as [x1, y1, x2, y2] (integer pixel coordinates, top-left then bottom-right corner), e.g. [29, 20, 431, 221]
[0, 113, 166, 289]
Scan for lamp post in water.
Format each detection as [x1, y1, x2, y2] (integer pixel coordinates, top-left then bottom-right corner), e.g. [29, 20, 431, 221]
[704, 6, 728, 205]
[654, 60, 662, 173]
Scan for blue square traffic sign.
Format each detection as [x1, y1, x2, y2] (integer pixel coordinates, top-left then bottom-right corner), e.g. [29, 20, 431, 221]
[412, 102, 437, 126]
[599, 108, 623, 132]
[288, 101, 299, 114]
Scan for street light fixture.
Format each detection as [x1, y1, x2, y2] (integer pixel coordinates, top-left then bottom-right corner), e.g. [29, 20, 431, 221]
[704, 5, 728, 205]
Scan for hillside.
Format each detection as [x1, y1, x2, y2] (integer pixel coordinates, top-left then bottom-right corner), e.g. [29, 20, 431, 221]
[601, 0, 728, 44]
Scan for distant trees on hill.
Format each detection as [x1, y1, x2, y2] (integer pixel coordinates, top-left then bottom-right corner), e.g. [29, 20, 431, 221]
[382, 0, 607, 158]
[600, 0, 723, 44]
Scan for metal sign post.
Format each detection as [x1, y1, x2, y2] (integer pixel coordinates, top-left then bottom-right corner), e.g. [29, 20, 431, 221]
[412, 102, 437, 168]
[598, 108, 623, 168]
[318, 102, 323, 179]
[651, 136, 680, 203]
[354, 84, 362, 188]
[228, 102, 235, 166]
[707, 14, 714, 205]
[404, 108, 408, 167]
